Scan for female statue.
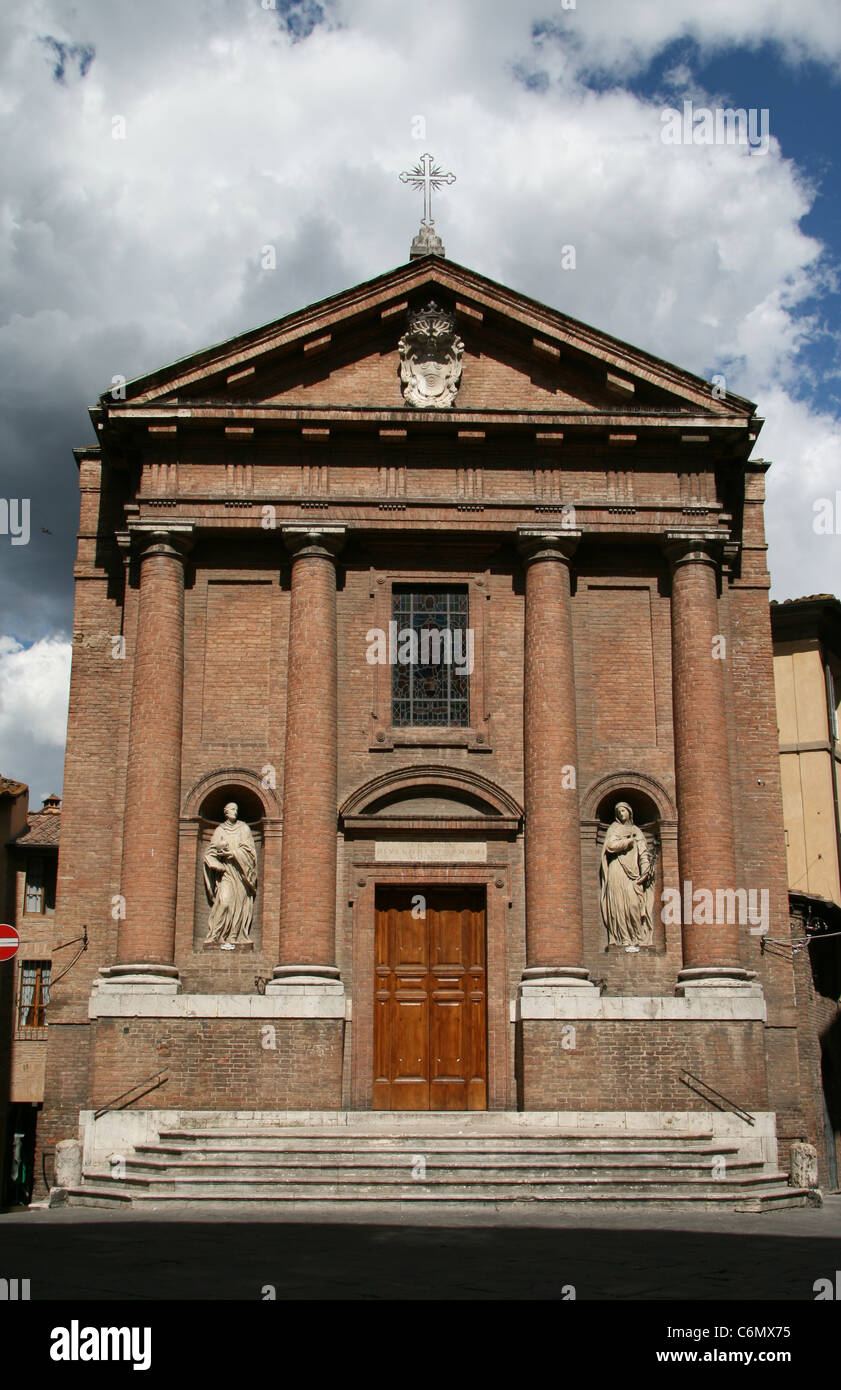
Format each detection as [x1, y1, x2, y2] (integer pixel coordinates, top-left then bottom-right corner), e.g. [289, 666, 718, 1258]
[599, 802, 654, 952]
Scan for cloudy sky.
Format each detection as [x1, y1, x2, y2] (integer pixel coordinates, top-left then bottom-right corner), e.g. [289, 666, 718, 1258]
[1, 0, 839, 801]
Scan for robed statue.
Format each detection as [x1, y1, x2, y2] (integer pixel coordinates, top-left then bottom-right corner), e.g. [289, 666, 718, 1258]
[203, 802, 258, 949]
[599, 802, 655, 952]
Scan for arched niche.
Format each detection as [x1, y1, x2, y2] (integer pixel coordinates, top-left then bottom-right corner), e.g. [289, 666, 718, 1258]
[581, 771, 677, 956]
[198, 783, 266, 826]
[581, 770, 676, 824]
[182, 766, 281, 820]
[182, 770, 277, 953]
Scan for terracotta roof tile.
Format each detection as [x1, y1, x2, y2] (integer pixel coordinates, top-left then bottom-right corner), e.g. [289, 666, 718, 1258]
[0, 775, 28, 798]
[771, 594, 839, 606]
[13, 810, 61, 848]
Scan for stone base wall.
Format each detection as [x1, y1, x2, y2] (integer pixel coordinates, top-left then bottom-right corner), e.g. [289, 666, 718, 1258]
[520, 1017, 768, 1113]
[90, 1017, 344, 1112]
[34, 1021, 91, 1198]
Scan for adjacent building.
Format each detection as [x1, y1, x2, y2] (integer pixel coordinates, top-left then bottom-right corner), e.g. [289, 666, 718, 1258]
[0, 783, 62, 1203]
[771, 594, 841, 1187]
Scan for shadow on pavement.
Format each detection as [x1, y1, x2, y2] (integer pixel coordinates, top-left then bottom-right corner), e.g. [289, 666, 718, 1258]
[0, 1216, 837, 1300]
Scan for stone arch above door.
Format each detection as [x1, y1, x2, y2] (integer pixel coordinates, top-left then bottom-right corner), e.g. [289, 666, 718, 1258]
[339, 764, 523, 833]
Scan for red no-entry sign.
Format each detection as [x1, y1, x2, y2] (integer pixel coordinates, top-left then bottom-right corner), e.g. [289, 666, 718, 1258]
[0, 924, 20, 961]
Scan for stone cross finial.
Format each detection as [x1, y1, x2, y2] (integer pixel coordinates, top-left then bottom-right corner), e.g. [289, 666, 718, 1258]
[399, 153, 456, 259]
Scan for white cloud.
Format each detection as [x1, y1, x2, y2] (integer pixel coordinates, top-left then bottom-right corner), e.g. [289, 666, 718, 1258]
[752, 389, 841, 599]
[0, 635, 71, 798]
[0, 6, 829, 397]
[519, 0, 841, 76]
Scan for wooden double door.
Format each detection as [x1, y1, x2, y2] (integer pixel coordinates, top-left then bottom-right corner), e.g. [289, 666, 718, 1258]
[373, 888, 487, 1111]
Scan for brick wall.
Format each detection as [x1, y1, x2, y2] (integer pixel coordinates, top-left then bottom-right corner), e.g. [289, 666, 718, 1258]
[35, 1022, 91, 1197]
[90, 1019, 344, 1111]
[520, 1019, 768, 1113]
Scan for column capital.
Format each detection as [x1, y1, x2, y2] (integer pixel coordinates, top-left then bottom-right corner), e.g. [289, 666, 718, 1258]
[128, 523, 194, 564]
[517, 527, 581, 567]
[662, 531, 723, 573]
[282, 525, 346, 561]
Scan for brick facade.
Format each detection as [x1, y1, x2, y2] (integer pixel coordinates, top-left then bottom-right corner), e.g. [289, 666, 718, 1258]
[520, 1019, 768, 1113]
[90, 1018, 343, 1112]
[34, 254, 814, 1181]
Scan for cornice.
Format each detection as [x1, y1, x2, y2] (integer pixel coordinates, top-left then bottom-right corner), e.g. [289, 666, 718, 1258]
[100, 404, 753, 432]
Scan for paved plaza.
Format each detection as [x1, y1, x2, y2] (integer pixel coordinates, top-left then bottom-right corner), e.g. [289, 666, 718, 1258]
[2, 1196, 840, 1301]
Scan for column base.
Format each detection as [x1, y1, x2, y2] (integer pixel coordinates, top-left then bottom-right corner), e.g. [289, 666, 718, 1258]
[676, 966, 761, 999]
[93, 964, 181, 995]
[265, 965, 344, 993]
[519, 966, 599, 996]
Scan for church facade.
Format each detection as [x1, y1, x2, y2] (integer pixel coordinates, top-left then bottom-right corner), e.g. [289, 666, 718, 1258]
[39, 249, 814, 1177]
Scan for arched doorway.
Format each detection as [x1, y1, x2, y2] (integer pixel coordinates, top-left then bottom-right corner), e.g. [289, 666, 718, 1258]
[341, 764, 522, 1110]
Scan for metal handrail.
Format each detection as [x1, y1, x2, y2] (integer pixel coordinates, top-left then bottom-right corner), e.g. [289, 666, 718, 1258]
[93, 1067, 169, 1119]
[678, 1069, 756, 1126]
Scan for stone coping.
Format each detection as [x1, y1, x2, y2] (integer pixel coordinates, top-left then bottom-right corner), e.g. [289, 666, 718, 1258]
[89, 988, 347, 1020]
[80, 1106, 778, 1132]
[514, 991, 767, 1022]
[88, 988, 765, 1022]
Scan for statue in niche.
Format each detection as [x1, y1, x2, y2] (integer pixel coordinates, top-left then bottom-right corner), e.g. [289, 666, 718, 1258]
[599, 801, 656, 952]
[203, 802, 258, 949]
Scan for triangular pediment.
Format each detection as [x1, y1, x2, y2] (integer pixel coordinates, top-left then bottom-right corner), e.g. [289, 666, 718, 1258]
[109, 257, 755, 422]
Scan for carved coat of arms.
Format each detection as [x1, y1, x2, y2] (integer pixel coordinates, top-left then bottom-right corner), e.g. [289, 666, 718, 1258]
[398, 301, 464, 409]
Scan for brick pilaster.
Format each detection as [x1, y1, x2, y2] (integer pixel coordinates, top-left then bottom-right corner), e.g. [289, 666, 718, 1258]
[665, 535, 751, 982]
[518, 529, 594, 989]
[111, 528, 191, 981]
[272, 527, 345, 986]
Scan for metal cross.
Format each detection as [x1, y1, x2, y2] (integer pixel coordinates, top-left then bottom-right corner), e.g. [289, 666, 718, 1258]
[399, 153, 456, 226]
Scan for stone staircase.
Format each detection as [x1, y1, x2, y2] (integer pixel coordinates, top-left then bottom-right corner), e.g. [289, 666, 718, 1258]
[55, 1113, 811, 1212]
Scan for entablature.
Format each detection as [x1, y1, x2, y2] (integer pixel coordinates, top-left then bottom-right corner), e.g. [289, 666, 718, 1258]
[119, 500, 732, 538]
[96, 401, 755, 442]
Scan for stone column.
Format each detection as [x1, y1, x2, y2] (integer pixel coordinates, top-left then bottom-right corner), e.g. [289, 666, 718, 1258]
[103, 527, 192, 990]
[269, 527, 345, 992]
[518, 529, 596, 993]
[665, 534, 754, 990]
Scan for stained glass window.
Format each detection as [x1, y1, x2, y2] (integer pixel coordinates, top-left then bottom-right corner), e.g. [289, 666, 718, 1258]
[391, 589, 470, 727]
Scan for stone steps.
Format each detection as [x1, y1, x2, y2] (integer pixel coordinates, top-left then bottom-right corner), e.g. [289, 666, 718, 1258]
[102, 1174, 792, 1196]
[154, 1127, 725, 1147]
[118, 1159, 761, 1181]
[60, 1114, 809, 1212]
[58, 1185, 807, 1212]
[131, 1142, 743, 1162]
